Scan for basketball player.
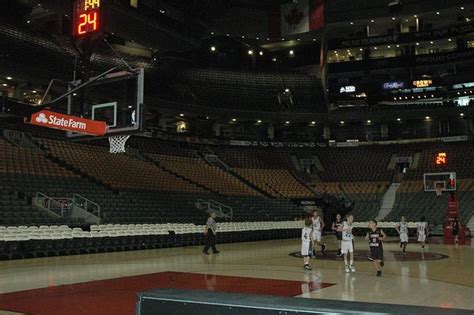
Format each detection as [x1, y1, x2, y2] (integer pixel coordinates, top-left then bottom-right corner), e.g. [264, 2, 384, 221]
[338, 213, 355, 273]
[395, 216, 409, 255]
[311, 210, 326, 257]
[366, 220, 387, 276]
[203, 212, 219, 255]
[301, 218, 313, 270]
[331, 213, 343, 257]
[417, 216, 428, 251]
[452, 216, 460, 244]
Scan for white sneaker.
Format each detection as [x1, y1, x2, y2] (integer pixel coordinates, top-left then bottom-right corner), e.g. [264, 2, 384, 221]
[349, 265, 356, 272]
[345, 265, 350, 273]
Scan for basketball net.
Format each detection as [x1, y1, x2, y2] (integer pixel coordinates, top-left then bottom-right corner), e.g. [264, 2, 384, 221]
[108, 135, 130, 154]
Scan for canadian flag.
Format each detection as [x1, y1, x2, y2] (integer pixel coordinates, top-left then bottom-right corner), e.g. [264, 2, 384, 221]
[269, 0, 324, 38]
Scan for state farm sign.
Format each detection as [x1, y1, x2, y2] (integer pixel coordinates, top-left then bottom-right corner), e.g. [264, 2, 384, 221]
[30, 110, 107, 136]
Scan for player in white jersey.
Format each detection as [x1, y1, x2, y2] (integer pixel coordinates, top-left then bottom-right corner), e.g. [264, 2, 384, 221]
[338, 213, 355, 273]
[311, 210, 326, 256]
[417, 216, 429, 251]
[395, 216, 409, 256]
[301, 218, 313, 270]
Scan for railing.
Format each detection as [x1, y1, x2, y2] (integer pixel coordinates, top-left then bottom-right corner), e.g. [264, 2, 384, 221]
[35, 192, 72, 217]
[72, 194, 101, 225]
[196, 199, 233, 220]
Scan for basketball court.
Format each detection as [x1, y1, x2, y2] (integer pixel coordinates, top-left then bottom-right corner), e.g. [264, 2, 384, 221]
[0, 237, 472, 314]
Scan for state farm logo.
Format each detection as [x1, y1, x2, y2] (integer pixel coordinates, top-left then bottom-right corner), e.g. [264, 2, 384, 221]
[35, 113, 48, 124]
[35, 113, 87, 130]
[30, 110, 107, 136]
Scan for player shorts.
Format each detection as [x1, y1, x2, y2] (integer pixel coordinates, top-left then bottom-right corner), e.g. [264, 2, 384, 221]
[301, 242, 311, 257]
[312, 230, 322, 242]
[341, 240, 354, 254]
[400, 232, 408, 243]
[452, 228, 459, 236]
[370, 246, 384, 260]
[336, 232, 342, 241]
[418, 233, 426, 242]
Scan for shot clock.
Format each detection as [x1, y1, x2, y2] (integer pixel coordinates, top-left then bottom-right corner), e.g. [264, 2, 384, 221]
[73, 0, 101, 37]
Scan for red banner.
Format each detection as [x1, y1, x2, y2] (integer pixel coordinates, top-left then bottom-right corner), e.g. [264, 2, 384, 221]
[30, 110, 107, 136]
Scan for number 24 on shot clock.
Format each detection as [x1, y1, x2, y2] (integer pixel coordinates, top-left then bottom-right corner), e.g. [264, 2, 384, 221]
[73, 0, 101, 37]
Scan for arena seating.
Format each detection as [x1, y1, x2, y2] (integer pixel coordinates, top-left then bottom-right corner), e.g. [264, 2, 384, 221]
[172, 67, 326, 113]
[234, 168, 314, 198]
[147, 154, 260, 196]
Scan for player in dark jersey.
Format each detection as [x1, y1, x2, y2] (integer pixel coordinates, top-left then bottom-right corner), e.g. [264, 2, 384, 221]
[452, 217, 460, 244]
[365, 219, 387, 277]
[331, 213, 343, 257]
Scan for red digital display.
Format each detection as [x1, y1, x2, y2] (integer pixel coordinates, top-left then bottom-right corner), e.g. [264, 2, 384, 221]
[435, 152, 447, 166]
[73, 0, 101, 37]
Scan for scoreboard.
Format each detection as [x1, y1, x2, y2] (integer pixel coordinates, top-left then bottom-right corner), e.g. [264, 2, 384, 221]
[73, 0, 101, 37]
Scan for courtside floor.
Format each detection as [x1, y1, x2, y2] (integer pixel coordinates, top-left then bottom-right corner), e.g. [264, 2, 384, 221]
[0, 237, 472, 314]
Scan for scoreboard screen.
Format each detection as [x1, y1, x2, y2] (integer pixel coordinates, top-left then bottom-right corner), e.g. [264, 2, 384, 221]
[435, 152, 447, 166]
[73, 0, 101, 37]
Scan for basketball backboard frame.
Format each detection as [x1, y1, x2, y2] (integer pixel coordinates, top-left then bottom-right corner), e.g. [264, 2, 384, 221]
[423, 172, 457, 192]
[66, 67, 144, 139]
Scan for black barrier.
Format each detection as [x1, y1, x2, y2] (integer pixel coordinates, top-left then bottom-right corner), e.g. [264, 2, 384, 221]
[136, 289, 472, 315]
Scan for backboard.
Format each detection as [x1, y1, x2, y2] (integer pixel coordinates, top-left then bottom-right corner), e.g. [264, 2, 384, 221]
[423, 172, 456, 192]
[66, 68, 144, 138]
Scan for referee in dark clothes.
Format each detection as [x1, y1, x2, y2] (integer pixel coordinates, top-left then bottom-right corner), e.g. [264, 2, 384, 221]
[203, 212, 219, 255]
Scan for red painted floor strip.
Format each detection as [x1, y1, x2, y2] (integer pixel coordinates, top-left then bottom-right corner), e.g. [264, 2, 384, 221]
[0, 272, 335, 315]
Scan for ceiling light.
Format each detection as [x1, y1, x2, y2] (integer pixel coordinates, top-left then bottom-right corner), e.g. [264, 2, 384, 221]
[231, 118, 237, 122]
[242, 35, 246, 38]
[460, 113, 465, 117]
[350, 22, 354, 25]
[387, 45, 391, 48]
[359, 48, 363, 51]
[266, 38, 270, 40]
[256, 37, 260, 40]
[32, 90, 37, 93]
[312, 38, 316, 41]
[285, 121, 290, 124]
[396, 44, 400, 47]
[206, 116, 210, 120]
[179, 113, 184, 117]
[257, 120, 262, 123]
[397, 118, 401, 122]
[430, 41, 434, 44]
[285, 88, 290, 92]
[297, 38, 301, 41]
[371, 19, 375, 23]
[311, 121, 316, 125]
[226, 33, 230, 37]
[340, 121, 345, 124]
[259, 51, 264, 56]
[6, 76, 12, 80]
[289, 50, 294, 55]
[425, 116, 431, 120]
[210, 46, 216, 52]
[367, 120, 372, 124]
[72, 93, 77, 96]
[414, 14, 418, 18]
[272, 57, 277, 62]
[392, 17, 396, 20]
[416, 42, 420, 46]
[248, 50, 253, 55]
[461, 6, 465, 10]
[210, 32, 214, 35]
[374, 47, 378, 50]
[282, 38, 285, 41]
[2, 83, 7, 87]
[26, 20, 31, 24]
[436, 11, 440, 15]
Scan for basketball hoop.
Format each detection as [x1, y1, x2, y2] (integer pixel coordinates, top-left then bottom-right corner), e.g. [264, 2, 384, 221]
[435, 186, 443, 197]
[108, 135, 130, 154]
